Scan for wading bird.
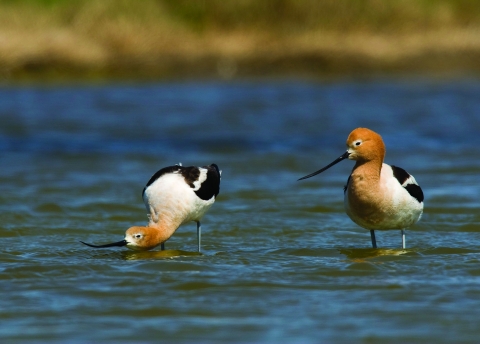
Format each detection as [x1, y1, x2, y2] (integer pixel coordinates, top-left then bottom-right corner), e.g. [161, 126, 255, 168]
[81, 163, 221, 252]
[298, 128, 423, 248]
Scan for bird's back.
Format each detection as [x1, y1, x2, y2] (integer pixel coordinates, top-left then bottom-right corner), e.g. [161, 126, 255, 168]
[142, 164, 221, 228]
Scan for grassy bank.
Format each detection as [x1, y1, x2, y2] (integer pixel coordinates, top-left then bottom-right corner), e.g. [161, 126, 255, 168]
[1, 0, 480, 80]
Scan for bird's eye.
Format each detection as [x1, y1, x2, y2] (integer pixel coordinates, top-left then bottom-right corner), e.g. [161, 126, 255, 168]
[135, 234, 142, 239]
[355, 141, 362, 146]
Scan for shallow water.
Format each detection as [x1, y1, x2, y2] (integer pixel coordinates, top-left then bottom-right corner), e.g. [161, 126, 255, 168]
[1, 78, 480, 342]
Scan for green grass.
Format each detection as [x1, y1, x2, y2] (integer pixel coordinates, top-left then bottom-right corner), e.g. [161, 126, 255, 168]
[3, 0, 480, 32]
[2, 0, 480, 80]
[160, 0, 476, 32]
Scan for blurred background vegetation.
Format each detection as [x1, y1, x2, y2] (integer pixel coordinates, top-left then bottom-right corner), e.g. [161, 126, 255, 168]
[1, 0, 480, 80]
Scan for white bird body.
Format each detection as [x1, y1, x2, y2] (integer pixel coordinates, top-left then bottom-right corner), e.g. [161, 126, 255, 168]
[143, 166, 218, 238]
[82, 163, 221, 251]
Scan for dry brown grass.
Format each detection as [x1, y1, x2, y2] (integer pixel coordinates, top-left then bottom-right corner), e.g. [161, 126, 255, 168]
[1, 0, 480, 80]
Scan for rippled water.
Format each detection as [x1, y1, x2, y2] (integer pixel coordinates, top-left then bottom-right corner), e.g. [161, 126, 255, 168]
[1, 78, 480, 342]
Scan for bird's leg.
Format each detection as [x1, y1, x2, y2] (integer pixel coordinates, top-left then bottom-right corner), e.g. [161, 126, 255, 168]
[401, 229, 406, 249]
[197, 221, 201, 252]
[370, 230, 377, 248]
[161, 243, 165, 250]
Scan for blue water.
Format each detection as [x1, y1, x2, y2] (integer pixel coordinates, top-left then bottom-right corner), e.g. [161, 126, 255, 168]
[0, 78, 480, 342]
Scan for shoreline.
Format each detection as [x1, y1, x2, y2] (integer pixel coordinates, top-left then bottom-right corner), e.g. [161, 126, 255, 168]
[2, 1, 480, 82]
[2, 30, 480, 82]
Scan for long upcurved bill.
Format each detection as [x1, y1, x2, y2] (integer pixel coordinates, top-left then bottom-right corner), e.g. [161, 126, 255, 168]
[80, 239, 128, 248]
[298, 151, 350, 181]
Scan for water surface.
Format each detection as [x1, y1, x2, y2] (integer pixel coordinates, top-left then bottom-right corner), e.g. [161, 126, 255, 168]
[0, 78, 479, 342]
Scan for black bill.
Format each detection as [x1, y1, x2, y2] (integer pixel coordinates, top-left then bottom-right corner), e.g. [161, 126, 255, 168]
[298, 151, 350, 181]
[80, 239, 128, 248]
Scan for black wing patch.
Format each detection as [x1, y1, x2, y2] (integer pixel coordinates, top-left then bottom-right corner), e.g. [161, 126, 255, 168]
[391, 165, 410, 185]
[180, 166, 201, 188]
[142, 163, 221, 201]
[195, 164, 221, 201]
[405, 184, 424, 203]
[391, 165, 424, 203]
